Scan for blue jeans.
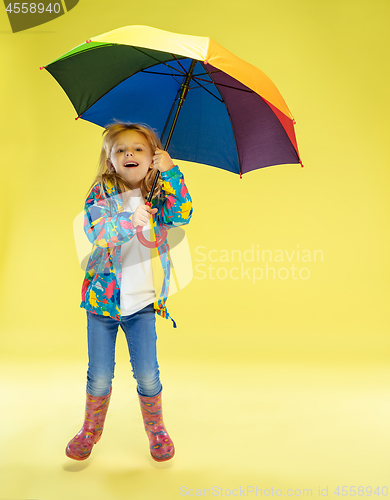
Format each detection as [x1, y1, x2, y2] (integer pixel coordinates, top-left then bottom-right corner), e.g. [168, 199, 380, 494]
[86, 303, 162, 398]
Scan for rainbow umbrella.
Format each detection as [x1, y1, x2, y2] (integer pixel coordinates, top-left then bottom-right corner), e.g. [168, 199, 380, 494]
[41, 25, 302, 245]
[41, 25, 302, 173]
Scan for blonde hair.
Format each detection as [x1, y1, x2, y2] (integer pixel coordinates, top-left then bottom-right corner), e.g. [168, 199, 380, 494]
[85, 122, 163, 202]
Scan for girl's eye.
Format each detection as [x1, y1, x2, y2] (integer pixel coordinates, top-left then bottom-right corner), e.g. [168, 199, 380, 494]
[136, 148, 142, 152]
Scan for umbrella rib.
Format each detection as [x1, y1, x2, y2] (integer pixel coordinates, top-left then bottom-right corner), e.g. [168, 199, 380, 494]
[193, 76, 255, 94]
[157, 62, 186, 75]
[131, 46, 187, 75]
[140, 70, 182, 77]
[140, 69, 183, 86]
[193, 70, 223, 76]
[190, 77, 224, 103]
[171, 53, 188, 75]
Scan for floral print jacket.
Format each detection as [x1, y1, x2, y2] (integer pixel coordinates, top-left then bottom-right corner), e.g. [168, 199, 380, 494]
[80, 164, 193, 328]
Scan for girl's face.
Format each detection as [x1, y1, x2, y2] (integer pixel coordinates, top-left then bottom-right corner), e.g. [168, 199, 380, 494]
[109, 130, 154, 190]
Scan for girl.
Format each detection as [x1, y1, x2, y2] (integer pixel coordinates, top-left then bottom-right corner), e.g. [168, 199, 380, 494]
[66, 123, 193, 462]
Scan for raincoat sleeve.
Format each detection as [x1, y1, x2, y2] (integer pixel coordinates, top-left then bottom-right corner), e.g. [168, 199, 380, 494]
[83, 183, 136, 248]
[154, 164, 193, 230]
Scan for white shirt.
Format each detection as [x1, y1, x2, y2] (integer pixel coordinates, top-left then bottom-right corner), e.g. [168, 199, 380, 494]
[120, 189, 156, 316]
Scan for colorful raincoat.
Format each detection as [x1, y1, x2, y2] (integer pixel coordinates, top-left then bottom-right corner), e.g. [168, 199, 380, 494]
[80, 164, 193, 328]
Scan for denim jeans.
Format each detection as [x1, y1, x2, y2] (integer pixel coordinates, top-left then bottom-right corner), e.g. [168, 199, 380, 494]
[86, 303, 162, 398]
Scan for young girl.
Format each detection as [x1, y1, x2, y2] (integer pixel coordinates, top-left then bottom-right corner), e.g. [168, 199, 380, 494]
[66, 123, 193, 462]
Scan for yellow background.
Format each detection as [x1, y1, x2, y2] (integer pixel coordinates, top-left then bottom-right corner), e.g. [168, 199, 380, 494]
[0, 0, 389, 499]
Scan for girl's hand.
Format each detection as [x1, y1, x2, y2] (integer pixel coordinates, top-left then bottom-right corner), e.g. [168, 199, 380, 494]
[132, 204, 158, 227]
[152, 149, 175, 173]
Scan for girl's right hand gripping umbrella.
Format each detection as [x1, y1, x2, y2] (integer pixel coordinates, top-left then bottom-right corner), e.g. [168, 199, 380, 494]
[41, 25, 303, 247]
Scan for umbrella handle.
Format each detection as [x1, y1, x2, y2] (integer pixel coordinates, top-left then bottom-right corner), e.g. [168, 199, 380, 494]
[136, 201, 168, 248]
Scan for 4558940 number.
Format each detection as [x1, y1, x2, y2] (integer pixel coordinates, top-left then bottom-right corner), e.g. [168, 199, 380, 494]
[5, 3, 61, 13]
[333, 486, 389, 496]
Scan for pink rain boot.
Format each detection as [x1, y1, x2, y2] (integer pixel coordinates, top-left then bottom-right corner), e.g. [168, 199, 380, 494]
[138, 390, 175, 462]
[66, 387, 112, 461]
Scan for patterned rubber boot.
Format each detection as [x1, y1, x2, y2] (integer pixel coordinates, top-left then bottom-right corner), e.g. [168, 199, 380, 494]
[66, 387, 112, 461]
[138, 390, 175, 462]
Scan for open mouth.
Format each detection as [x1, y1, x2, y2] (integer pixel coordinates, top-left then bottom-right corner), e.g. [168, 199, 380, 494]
[124, 162, 139, 168]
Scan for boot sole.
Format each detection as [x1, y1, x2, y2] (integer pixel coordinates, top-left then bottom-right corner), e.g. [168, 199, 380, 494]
[65, 434, 101, 461]
[151, 450, 175, 462]
[65, 449, 91, 461]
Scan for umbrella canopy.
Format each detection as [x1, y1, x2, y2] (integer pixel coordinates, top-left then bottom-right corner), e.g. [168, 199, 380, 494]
[42, 25, 302, 177]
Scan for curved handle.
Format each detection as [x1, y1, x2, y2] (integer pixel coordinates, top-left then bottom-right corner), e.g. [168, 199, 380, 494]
[136, 201, 167, 248]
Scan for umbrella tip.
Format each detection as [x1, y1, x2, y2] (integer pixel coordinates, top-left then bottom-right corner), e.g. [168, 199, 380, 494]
[39, 66, 45, 70]
[86, 39, 91, 43]
[293, 119, 296, 124]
